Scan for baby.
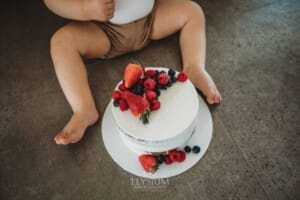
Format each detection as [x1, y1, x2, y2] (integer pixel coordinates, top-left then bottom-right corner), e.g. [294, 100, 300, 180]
[44, 0, 222, 145]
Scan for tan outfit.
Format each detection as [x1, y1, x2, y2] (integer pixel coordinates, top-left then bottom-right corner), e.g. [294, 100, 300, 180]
[95, 1, 157, 58]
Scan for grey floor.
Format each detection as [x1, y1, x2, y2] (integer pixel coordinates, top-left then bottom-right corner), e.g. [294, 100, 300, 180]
[0, 0, 299, 199]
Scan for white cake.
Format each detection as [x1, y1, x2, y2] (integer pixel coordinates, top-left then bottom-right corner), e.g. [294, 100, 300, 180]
[111, 67, 199, 154]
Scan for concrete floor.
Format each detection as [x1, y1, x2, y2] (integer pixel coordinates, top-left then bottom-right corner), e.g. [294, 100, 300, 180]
[0, 0, 299, 199]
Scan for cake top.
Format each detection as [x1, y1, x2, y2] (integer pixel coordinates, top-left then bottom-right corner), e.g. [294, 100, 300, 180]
[111, 67, 199, 141]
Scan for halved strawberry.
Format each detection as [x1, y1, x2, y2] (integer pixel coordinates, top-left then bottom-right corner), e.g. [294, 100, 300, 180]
[124, 63, 143, 88]
[138, 155, 159, 173]
[124, 91, 151, 124]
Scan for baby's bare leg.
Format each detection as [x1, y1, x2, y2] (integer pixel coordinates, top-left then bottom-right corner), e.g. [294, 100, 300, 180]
[50, 21, 110, 144]
[151, 0, 222, 104]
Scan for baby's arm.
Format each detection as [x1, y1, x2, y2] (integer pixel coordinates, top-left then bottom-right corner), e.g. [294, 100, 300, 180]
[44, 0, 114, 21]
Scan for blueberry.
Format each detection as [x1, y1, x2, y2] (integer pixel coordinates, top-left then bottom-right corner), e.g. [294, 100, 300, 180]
[170, 76, 177, 83]
[192, 146, 201, 154]
[113, 100, 119, 107]
[156, 154, 165, 164]
[168, 69, 176, 77]
[184, 145, 192, 153]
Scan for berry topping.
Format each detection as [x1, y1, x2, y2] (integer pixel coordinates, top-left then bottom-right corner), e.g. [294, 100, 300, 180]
[124, 91, 150, 124]
[112, 90, 122, 101]
[145, 90, 157, 101]
[124, 63, 143, 88]
[164, 155, 173, 165]
[184, 145, 192, 153]
[144, 69, 156, 78]
[156, 154, 165, 164]
[166, 81, 172, 87]
[192, 145, 201, 154]
[113, 100, 119, 107]
[138, 155, 159, 173]
[150, 99, 160, 111]
[157, 73, 169, 85]
[143, 79, 156, 90]
[119, 99, 129, 111]
[177, 72, 188, 82]
[168, 69, 176, 77]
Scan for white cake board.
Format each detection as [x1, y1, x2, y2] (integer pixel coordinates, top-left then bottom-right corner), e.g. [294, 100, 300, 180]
[101, 95, 213, 179]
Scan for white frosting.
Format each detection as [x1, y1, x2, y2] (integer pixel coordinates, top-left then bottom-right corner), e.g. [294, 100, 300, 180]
[110, 0, 155, 24]
[111, 67, 199, 153]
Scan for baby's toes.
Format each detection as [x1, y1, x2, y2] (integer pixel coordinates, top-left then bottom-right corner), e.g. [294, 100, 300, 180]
[206, 95, 215, 104]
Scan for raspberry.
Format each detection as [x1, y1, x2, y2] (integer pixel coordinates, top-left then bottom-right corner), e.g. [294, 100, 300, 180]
[144, 69, 156, 78]
[112, 90, 122, 101]
[143, 79, 156, 90]
[118, 82, 127, 91]
[177, 72, 188, 82]
[169, 150, 181, 162]
[150, 99, 160, 111]
[177, 151, 186, 163]
[145, 90, 157, 101]
[164, 155, 173, 165]
[157, 73, 169, 85]
[119, 99, 129, 111]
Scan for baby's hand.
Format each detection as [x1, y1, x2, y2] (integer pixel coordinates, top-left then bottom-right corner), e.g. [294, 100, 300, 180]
[93, 0, 115, 21]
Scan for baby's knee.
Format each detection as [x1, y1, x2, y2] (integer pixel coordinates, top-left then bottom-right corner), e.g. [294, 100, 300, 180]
[50, 24, 77, 54]
[184, 1, 205, 22]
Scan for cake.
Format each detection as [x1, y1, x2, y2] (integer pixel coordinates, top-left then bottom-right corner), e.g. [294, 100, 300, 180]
[111, 65, 199, 155]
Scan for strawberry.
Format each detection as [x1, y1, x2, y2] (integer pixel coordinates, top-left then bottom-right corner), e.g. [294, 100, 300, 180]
[143, 79, 156, 90]
[124, 91, 150, 124]
[150, 99, 160, 111]
[177, 72, 188, 82]
[118, 81, 127, 91]
[164, 155, 173, 165]
[138, 155, 159, 173]
[145, 90, 157, 101]
[112, 90, 122, 101]
[119, 99, 129, 111]
[177, 151, 186, 163]
[124, 63, 143, 88]
[144, 69, 156, 78]
[157, 73, 169, 85]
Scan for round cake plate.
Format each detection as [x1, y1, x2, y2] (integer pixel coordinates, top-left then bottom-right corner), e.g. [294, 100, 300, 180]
[101, 95, 213, 179]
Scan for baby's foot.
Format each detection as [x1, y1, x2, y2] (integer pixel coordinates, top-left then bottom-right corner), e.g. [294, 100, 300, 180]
[185, 68, 222, 104]
[54, 109, 99, 145]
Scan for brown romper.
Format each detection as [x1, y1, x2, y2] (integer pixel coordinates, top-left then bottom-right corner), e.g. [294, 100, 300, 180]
[95, 1, 158, 58]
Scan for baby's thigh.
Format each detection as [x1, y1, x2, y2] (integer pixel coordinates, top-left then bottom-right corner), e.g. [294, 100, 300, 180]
[51, 21, 111, 58]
